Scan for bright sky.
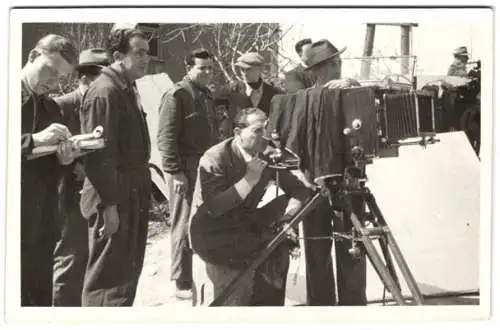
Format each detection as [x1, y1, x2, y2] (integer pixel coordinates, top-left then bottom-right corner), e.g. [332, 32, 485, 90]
[280, 22, 491, 78]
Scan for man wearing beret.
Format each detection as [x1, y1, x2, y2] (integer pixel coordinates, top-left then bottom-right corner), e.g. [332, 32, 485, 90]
[447, 46, 470, 77]
[157, 48, 218, 300]
[52, 48, 110, 306]
[233, 52, 282, 116]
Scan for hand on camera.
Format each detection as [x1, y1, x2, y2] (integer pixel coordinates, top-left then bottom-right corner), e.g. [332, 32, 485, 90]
[324, 78, 361, 89]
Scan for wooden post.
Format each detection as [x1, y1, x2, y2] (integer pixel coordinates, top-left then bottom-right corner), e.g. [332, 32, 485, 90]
[401, 25, 411, 75]
[361, 24, 376, 79]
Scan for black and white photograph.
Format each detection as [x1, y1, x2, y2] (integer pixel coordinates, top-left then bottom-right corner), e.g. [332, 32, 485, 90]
[2, 3, 495, 325]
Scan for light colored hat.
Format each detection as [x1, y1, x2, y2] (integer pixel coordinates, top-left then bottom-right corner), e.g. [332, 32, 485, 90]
[235, 52, 265, 69]
[76, 48, 110, 69]
[305, 39, 346, 70]
[453, 46, 470, 56]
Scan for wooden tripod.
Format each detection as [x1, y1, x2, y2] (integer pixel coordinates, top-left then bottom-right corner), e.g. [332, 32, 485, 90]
[209, 170, 424, 306]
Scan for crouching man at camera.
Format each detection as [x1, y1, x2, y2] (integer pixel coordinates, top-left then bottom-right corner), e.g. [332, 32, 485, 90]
[189, 107, 313, 306]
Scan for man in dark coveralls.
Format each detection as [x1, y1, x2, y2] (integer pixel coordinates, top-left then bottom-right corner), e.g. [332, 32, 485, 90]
[52, 48, 110, 306]
[189, 108, 312, 306]
[157, 48, 218, 300]
[79, 28, 152, 306]
[284, 38, 314, 93]
[285, 39, 367, 306]
[21, 34, 78, 306]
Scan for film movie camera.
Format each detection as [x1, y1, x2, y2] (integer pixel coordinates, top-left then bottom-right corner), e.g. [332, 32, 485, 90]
[209, 85, 440, 306]
[421, 60, 481, 155]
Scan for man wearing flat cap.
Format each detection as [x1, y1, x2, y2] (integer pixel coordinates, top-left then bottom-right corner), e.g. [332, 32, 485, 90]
[233, 52, 282, 116]
[52, 48, 110, 306]
[447, 46, 470, 77]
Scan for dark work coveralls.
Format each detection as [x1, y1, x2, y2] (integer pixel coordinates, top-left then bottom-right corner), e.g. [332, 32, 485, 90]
[268, 87, 367, 306]
[52, 89, 89, 306]
[79, 65, 151, 306]
[21, 81, 65, 306]
[157, 77, 217, 287]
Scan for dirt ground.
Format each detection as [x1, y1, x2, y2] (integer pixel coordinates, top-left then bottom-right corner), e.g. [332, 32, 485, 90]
[133, 221, 479, 307]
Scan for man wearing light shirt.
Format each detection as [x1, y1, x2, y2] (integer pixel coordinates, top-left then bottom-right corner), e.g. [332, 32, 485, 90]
[189, 107, 312, 306]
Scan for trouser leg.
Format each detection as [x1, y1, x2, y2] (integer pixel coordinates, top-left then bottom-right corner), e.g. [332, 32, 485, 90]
[302, 197, 336, 305]
[333, 199, 367, 306]
[53, 179, 88, 306]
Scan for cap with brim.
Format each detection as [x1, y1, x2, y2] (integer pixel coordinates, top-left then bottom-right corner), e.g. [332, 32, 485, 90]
[304, 39, 346, 71]
[235, 52, 264, 69]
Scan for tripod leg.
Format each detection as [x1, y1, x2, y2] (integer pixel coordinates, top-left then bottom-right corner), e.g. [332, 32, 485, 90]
[209, 192, 323, 306]
[365, 193, 425, 305]
[349, 211, 408, 305]
[378, 235, 402, 291]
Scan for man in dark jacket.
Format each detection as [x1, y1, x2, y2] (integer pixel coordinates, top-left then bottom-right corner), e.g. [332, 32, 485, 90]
[189, 108, 312, 306]
[233, 52, 282, 116]
[79, 28, 152, 306]
[52, 48, 110, 306]
[157, 48, 218, 300]
[279, 39, 367, 306]
[284, 38, 314, 93]
[21, 34, 78, 306]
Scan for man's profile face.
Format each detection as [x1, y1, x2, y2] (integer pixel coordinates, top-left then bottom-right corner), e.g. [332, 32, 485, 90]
[122, 36, 150, 80]
[26, 51, 74, 94]
[188, 57, 214, 87]
[239, 66, 261, 84]
[236, 111, 269, 155]
[312, 56, 342, 85]
[300, 43, 312, 65]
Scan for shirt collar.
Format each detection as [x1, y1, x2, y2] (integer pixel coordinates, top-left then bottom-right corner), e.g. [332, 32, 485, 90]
[102, 63, 134, 90]
[245, 81, 263, 97]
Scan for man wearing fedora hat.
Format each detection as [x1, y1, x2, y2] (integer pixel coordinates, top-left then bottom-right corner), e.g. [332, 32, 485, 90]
[233, 52, 283, 116]
[447, 46, 470, 77]
[305, 39, 360, 89]
[52, 48, 110, 306]
[286, 39, 366, 306]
